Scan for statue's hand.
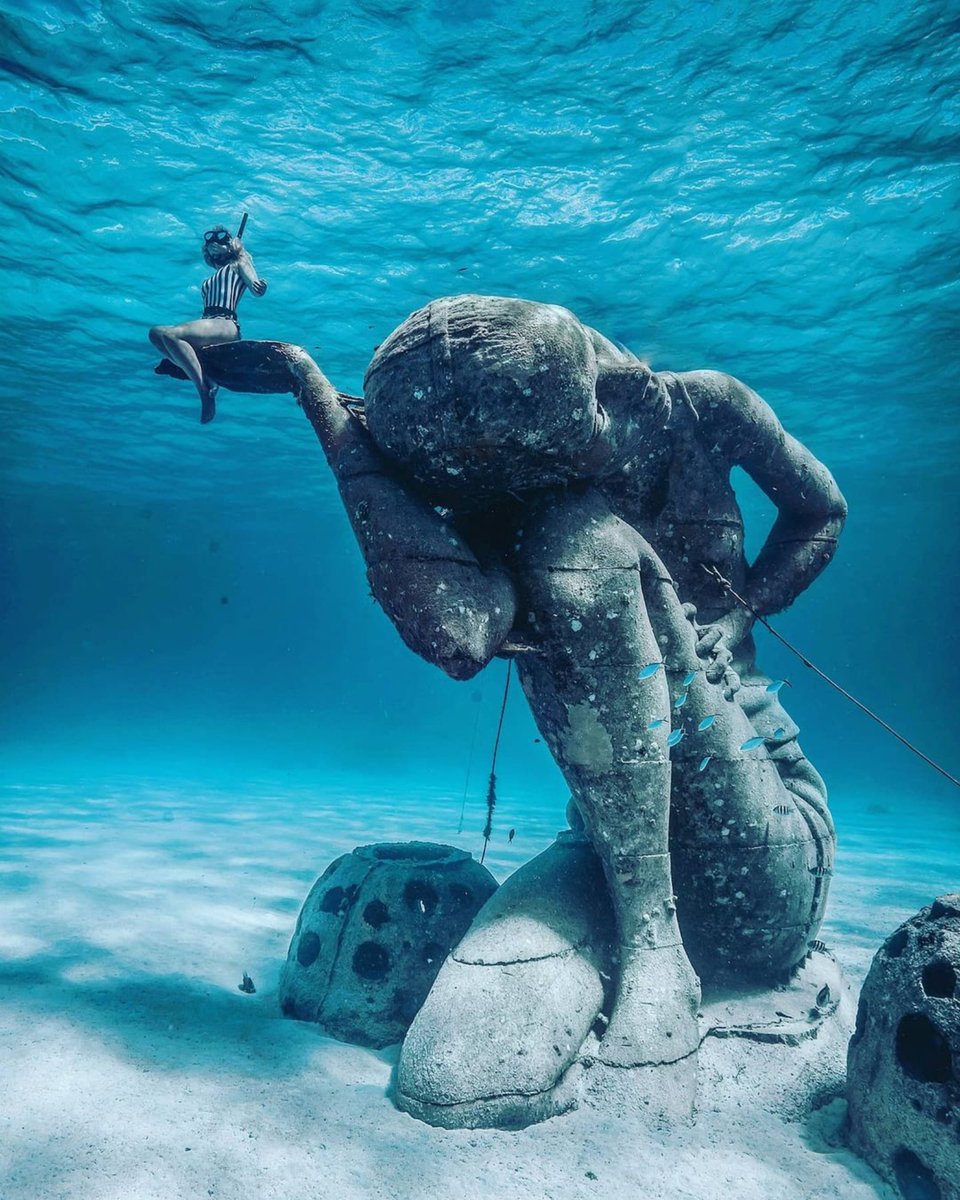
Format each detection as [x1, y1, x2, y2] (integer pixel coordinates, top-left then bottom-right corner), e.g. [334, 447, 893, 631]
[251, 278, 267, 296]
[683, 605, 749, 700]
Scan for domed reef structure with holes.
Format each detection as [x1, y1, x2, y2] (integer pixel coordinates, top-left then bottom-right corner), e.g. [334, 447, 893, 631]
[279, 842, 498, 1048]
[846, 894, 960, 1200]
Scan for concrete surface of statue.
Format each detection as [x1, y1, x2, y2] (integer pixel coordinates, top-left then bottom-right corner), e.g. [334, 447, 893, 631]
[186, 294, 847, 1128]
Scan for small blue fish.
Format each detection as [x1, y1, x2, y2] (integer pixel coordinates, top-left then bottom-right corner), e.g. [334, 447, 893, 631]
[667, 729, 684, 747]
[683, 669, 698, 687]
[697, 715, 717, 732]
[766, 680, 787, 693]
[674, 693, 688, 709]
[773, 726, 785, 738]
[638, 663, 662, 680]
[739, 736, 766, 751]
[647, 718, 667, 730]
[698, 755, 711, 772]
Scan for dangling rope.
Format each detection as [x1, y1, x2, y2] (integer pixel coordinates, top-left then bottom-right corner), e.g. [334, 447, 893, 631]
[480, 660, 513, 864]
[702, 564, 960, 789]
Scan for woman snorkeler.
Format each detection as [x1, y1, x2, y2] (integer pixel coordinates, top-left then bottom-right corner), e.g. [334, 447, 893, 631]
[149, 221, 267, 424]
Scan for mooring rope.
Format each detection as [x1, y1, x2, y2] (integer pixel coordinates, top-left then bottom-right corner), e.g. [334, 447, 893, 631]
[480, 659, 513, 864]
[702, 564, 960, 789]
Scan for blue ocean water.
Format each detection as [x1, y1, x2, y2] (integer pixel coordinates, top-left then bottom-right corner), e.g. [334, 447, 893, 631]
[3, 0, 958, 819]
[1, 4, 959, 1196]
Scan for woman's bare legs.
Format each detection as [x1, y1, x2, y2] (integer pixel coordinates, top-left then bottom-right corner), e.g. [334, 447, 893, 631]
[148, 318, 238, 424]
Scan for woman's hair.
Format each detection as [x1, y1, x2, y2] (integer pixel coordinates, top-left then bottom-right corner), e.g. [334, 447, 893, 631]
[202, 225, 239, 268]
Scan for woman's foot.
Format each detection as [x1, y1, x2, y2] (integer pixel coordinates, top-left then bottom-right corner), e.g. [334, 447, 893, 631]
[200, 384, 218, 425]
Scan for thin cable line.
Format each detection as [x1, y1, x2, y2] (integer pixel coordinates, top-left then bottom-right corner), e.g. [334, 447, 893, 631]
[702, 564, 960, 789]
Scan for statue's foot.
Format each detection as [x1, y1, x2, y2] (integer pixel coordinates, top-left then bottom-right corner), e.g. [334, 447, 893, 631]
[200, 384, 218, 424]
[597, 942, 701, 1068]
[573, 943, 700, 1124]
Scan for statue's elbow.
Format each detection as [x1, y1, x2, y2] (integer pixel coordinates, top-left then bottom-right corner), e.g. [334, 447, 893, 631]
[369, 560, 518, 681]
[827, 485, 848, 540]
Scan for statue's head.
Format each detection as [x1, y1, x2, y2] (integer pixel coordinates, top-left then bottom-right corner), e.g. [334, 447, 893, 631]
[364, 295, 628, 506]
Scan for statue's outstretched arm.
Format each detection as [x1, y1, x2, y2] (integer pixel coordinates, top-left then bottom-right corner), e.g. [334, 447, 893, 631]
[286, 349, 518, 680]
[679, 369, 848, 618]
[195, 339, 518, 680]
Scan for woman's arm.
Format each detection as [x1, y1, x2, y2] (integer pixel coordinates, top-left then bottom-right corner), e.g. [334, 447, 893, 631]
[233, 241, 267, 297]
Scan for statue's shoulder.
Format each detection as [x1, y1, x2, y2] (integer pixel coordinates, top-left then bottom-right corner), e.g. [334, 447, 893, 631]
[668, 370, 774, 449]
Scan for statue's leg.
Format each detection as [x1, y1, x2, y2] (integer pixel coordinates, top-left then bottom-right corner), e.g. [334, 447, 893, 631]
[395, 834, 615, 1129]
[736, 673, 833, 825]
[638, 564, 836, 984]
[510, 487, 701, 1072]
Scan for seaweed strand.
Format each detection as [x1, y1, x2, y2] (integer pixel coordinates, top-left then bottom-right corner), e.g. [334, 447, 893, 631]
[480, 660, 513, 864]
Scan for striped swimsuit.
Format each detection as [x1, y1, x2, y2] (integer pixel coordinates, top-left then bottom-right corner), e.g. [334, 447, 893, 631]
[201, 263, 246, 330]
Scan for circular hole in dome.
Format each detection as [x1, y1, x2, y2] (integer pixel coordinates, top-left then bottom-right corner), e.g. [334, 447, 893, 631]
[448, 884, 474, 911]
[921, 960, 956, 999]
[886, 928, 909, 958]
[320, 887, 346, 914]
[297, 931, 321, 968]
[404, 880, 439, 916]
[892, 1147, 942, 1200]
[353, 942, 391, 981]
[422, 941, 446, 968]
[390, 987, 420, 1024]
[896, 1014, 955, 1084]
[363, 899, 390, 929]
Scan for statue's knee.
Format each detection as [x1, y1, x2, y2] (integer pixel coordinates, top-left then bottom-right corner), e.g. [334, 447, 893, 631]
[515, 490, 640, 573]
[778, 757, 834, 837]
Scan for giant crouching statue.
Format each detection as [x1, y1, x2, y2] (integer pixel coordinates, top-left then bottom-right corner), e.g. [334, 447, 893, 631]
[194, 295, 847, 1127]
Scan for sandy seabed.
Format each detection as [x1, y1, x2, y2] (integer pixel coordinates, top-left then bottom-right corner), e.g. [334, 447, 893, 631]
[0, 781, 956, 1200]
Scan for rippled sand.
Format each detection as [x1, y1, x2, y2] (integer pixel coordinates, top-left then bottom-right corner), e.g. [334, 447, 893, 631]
[1, 782, 954, 1199]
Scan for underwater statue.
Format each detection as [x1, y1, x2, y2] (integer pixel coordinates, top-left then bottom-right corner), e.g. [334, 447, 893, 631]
[172, 294, 846, 1124]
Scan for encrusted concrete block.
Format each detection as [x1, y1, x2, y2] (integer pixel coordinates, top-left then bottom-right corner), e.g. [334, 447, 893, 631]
[847, 896, 960, 1200]
[279, 842, 497, 1049]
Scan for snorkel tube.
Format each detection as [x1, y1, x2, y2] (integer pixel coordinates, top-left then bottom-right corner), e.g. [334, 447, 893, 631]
[237, 211, 248, 240]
